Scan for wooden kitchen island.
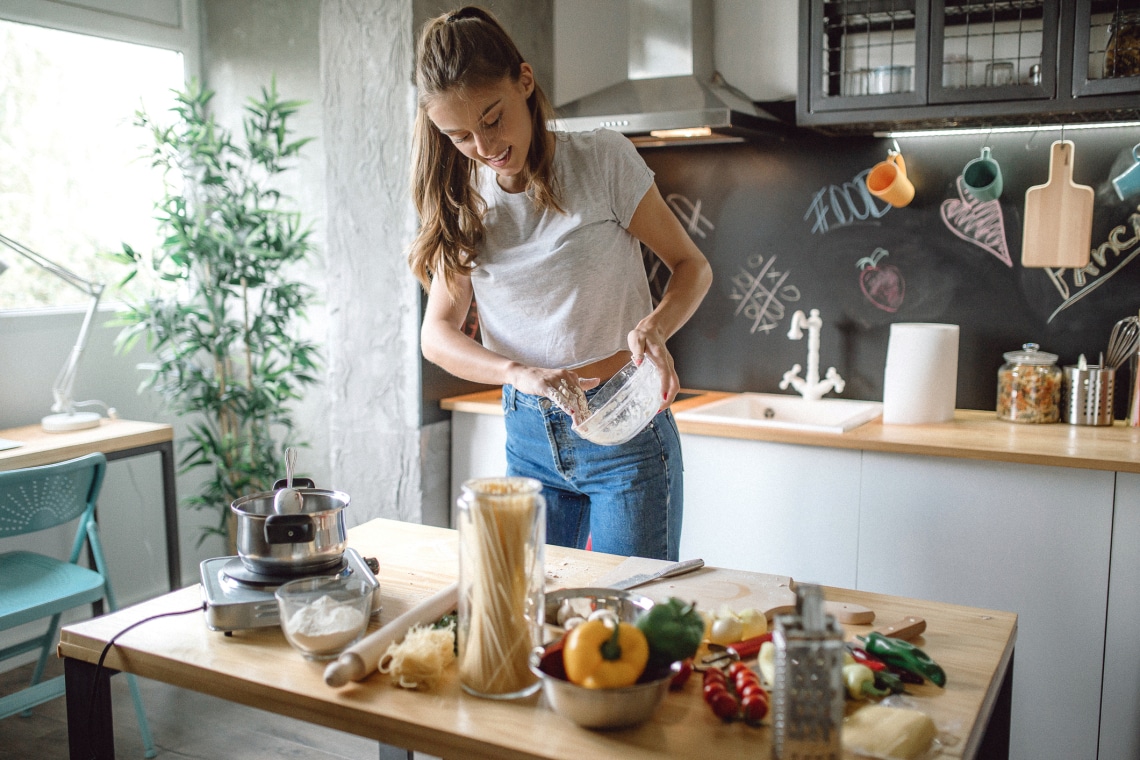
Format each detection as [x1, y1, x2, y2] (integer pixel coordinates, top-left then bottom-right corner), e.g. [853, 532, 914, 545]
[59, 518, 1015, 760]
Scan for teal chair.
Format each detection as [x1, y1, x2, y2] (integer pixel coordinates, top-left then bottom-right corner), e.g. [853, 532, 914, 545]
[0, 453, 156, 757]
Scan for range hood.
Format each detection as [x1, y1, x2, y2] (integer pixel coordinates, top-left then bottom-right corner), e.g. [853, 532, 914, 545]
[552, 0, 790, 146]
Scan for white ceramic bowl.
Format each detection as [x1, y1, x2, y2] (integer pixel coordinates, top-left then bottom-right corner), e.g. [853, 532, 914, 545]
[572, 358, 660, 446]
[275, 575, 372, 661]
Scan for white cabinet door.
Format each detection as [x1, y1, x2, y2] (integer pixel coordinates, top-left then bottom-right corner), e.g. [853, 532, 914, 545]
[679, 434, 862, 587]
[1100, 471, 1140, 760]
[858, 452, 1114, 760]
[449, 412, 508, 513]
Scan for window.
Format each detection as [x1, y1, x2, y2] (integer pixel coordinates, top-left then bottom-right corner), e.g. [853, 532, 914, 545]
[0, 19, 184, 310]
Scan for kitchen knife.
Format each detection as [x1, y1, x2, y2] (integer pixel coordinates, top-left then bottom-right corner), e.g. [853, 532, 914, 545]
[607, 558, 704, 590]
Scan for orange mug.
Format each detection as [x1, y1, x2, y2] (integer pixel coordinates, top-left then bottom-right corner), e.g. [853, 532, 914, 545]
[867, 152, 915, 208]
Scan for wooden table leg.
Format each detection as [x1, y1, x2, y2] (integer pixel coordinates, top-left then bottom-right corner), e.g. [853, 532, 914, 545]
[65, 657, 116, 760]
[157, 439, 181, 590]
[976, 650, 1013, 759]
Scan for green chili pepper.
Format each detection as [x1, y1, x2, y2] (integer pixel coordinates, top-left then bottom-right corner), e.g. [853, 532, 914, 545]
[636, 597, 704, 670]
[433, 612, 458, 655]
[873, 669, 907, 695]
[856, 632, 946, 687]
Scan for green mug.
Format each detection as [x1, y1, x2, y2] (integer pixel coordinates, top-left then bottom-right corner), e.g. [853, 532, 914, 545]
[962, 147, 1003, 202]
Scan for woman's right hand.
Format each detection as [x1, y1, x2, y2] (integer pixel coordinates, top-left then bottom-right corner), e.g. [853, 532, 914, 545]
[507, 364, 599, 423]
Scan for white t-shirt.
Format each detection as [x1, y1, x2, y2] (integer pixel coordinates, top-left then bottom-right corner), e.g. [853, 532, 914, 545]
[470, 128, 655, 369]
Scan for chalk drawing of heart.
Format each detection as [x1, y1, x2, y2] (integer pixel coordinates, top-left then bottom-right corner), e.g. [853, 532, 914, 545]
[857, 248, 905, 313]
[939, 175, 1012, 267]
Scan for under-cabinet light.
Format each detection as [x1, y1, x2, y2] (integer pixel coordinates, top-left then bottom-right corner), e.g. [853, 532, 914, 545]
[877, 121, 1140, 138]
[649, 126, 713, 139]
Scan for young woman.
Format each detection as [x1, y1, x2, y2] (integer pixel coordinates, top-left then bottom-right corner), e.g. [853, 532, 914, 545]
[409, 6, 711, 561]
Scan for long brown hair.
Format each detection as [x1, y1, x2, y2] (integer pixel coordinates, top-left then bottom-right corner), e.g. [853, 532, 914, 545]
[408, 6, 562, 298]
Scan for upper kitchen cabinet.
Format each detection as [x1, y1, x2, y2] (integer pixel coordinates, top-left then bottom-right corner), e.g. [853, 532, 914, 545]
[797, 0, 1140, 132]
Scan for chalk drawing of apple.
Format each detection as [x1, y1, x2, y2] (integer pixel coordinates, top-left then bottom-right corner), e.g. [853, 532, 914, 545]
[857, 248, 905, 313]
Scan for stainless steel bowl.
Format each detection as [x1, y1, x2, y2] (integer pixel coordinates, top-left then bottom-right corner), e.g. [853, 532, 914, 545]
[529, 643, 675, 729]
[533, 587, 671, 729]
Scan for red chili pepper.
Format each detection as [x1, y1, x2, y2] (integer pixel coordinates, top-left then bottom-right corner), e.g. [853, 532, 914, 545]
[726, 632, 773, 659]
[670, 658, 694, 690]
[849, 647, 888, 672]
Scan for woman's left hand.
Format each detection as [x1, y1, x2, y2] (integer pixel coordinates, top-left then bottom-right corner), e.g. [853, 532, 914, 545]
[627, 323, 679, 410]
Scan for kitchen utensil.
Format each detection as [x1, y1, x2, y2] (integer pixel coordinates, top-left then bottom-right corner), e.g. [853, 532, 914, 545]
[1112, 144, 1140, 201]
[825, 601, 875, 625]
[997, 343, 1062, 423]
[1062, 365, 1115, 426]
[529, 642, 675, 729]
[325, 581, 459, 687]
[1129, 349, 1140, 427]
[962, 146, 1003, 201]
[273, 446, 304, 515]
[201, 546, 379, 632]
[1022, 141, 1093, 268]
[606, 557, 704, 590]
[276, 574, 372, 661]
[772, 583, 844, 759]
[1106, 316, 1140, 370]
[867, 150, 915, 208]
[231, 480, 349, 575]
[572, 357, 660, 445]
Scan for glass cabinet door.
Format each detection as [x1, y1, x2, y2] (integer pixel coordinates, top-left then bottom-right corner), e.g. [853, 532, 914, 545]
[807, 0, 930, 112]
[1073, 0, 1140, 96]
[928, 0, 1059, 103]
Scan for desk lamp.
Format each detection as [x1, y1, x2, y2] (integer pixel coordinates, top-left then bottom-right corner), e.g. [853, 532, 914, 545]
[0, 232, 114, 432]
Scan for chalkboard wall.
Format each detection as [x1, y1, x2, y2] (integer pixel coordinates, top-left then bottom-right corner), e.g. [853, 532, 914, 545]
[645, 124, 1140, 418]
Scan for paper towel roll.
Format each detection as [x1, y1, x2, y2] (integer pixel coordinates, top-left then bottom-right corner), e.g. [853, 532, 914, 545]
[882, 323, 959, 424]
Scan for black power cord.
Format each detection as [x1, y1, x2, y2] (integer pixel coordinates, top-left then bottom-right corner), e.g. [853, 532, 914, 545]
[84, 602, 207, 760]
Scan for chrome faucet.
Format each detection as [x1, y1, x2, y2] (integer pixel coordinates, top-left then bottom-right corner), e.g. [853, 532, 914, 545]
[779, 308, 845, 401]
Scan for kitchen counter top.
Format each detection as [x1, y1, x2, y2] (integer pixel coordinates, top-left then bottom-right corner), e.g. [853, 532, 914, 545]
[440, 389, 1140, 474]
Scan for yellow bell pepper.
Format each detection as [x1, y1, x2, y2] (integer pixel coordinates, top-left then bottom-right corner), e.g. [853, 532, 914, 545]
[562, 617, 649, 689]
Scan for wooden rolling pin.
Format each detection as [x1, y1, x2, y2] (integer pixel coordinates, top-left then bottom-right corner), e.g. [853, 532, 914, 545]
[324, 582, 458, 687]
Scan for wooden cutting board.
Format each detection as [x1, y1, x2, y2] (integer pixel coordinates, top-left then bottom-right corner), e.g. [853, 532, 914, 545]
[1022, 140, 1093, 268]
[590, 556, 797, 618]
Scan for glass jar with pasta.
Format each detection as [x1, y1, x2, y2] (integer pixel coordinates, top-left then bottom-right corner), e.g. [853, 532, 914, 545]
[996, 343, 1062, 423]
[456, 476, 545, 699]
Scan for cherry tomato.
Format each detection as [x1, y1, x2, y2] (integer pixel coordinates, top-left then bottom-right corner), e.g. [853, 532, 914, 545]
[738, 681, 766, 700]
[741, 693, 769, 723]
[727, 661, 752, 679]
[708, 690, 739, 721]
[670, 659, 693, 690]
[703, 682, 728, 703]
[703, 667, 726, 683]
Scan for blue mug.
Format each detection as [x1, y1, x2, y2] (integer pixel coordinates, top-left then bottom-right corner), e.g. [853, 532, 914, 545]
[1112, 144, 1140, 201]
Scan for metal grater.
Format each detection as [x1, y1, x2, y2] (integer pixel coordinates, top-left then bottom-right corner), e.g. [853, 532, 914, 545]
[771, 583, 845, 760]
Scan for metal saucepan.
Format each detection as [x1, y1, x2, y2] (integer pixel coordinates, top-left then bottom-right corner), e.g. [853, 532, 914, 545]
[230, 478, 349, 575]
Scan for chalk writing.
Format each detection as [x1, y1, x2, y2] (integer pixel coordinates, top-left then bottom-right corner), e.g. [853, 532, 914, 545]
[804, 169, 892, 234]
[939, 176, 1012, 267]
[730, 253, 801, 334]
[666, 193, 715, 239]
[1044, 205, 1140, 322]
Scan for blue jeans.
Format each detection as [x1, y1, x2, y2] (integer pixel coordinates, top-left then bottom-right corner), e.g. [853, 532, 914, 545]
[502, 384, 684, 561]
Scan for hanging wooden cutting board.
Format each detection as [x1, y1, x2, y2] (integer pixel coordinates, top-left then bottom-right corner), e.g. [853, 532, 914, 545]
[1022, 140, 1093, 268]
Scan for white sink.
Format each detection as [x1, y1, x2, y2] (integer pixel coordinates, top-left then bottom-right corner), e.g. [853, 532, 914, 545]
[675, 393, 883, 434]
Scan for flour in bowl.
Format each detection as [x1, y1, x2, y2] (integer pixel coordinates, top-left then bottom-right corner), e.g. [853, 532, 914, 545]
[284, 594, 367, 653]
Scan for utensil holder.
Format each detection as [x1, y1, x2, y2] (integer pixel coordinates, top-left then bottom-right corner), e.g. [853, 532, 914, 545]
[1129, 353, 1140, 427]
[1062, 366, 1115, 426]
[772, 584, 844, 759]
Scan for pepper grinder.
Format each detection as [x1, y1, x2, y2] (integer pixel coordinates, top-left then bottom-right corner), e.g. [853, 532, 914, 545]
[772, 583, 845, 760]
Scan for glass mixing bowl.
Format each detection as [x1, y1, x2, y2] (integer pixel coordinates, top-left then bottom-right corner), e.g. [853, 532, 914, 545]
[572, 358, 660, 446]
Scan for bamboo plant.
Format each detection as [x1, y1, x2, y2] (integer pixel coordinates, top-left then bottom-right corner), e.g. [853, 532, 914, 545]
[111, 78, 321, 550]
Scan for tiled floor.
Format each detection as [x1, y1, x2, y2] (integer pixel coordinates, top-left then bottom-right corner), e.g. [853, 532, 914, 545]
[0, 659, 413, 759]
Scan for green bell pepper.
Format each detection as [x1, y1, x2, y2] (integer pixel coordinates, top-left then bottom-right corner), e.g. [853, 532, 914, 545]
[636, 597, 704, 670]
[856, 631, 946, 687]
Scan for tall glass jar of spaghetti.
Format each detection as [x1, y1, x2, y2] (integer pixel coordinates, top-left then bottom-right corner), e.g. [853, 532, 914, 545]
[996, 343, 1061, 423]
[456, 477, 545, 699]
